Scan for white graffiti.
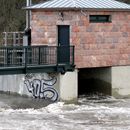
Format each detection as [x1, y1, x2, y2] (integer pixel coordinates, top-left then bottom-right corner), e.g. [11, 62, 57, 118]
[24, 77, 58, 102]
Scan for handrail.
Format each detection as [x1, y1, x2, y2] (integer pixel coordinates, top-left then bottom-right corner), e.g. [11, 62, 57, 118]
[0, 46, 75, 69]
[0, 45, 74, 49]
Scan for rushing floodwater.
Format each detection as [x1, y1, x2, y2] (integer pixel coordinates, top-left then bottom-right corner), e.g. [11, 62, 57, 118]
[0, 94, 130, 130]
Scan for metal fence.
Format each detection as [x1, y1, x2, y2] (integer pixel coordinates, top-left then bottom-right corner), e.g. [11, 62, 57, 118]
[0, 46, 74, 67]
[2, 32, 24, 46]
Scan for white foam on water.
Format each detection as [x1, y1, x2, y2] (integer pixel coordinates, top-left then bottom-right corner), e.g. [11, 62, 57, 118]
[1, 97, 130, 130]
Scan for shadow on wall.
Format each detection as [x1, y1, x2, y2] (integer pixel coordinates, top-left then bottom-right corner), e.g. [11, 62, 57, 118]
[78, 78, 111, 96]
[78, 67, 112, 96]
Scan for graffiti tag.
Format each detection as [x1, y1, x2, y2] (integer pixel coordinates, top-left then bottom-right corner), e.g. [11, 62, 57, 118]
[24, 77, 58, 102]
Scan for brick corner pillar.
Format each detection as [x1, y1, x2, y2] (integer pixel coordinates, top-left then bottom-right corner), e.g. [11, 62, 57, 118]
[58, 69, 78, 103]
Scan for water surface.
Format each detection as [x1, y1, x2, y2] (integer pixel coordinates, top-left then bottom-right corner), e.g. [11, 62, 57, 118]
[0, 94, 130, 130]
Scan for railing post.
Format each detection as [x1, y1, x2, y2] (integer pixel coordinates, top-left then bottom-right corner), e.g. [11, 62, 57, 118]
[13, 32, 16, 46]
[4, 32, 7, 46]
[56, 46, 59, 67]
[24, 47, 28, 73]
[72, 46, 75, 66]
[38, 47, 41, 65]
[6, 48, 9, 66]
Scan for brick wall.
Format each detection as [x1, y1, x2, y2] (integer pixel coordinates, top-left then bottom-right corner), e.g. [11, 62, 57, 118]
[31, 10, 130, 68]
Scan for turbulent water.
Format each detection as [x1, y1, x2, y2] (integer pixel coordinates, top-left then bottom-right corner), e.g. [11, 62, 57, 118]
[0, 94, 130, 130]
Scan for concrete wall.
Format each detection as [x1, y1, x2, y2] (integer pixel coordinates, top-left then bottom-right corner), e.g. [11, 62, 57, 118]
[112, 66, 130, 98]
[1, 66, 130, 100]
[0, 71, 78, 102]
[0, 73, 59, 102]
[31, 10, 130, 68]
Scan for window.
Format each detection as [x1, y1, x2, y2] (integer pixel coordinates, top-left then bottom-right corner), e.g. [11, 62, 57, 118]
[90, 15, 111, 23]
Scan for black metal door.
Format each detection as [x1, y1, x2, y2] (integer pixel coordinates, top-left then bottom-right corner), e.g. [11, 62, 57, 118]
[58, 25, 70, 64]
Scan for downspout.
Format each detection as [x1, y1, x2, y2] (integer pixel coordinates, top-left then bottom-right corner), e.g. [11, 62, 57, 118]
[24, 0, 32, 46]
[26, 0, 31, 30]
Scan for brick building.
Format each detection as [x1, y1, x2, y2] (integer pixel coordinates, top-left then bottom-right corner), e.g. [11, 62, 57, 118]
[25, 0, 130, 100]
[26, 0, 130, 68]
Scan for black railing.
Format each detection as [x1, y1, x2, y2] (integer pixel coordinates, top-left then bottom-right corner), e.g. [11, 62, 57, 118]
[0, 46, 74, 69]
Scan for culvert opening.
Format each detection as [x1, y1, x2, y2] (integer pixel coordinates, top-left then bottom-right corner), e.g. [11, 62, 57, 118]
[78, 67, 112, 97]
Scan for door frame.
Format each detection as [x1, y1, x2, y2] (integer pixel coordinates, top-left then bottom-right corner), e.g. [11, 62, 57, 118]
[57, 25, 70, 64]
[57, 25, 70, 46]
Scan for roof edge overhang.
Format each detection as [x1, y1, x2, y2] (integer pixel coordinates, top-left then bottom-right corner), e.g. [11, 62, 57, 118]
[23, 7, 130, 12]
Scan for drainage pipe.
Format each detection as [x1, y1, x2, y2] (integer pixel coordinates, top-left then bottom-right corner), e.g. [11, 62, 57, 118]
[24, 0, 32, 46]
[26, 0, 32, 29]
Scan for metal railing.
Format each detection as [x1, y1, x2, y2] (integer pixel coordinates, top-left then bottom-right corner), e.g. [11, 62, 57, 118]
[0, 46, 74, 68]
[2, 32, 24, 46]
